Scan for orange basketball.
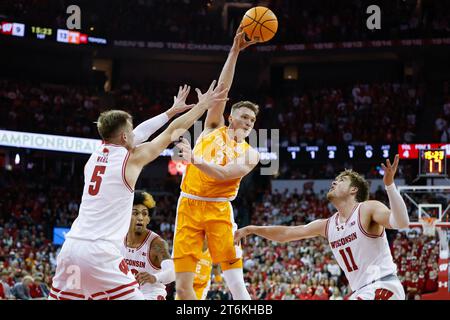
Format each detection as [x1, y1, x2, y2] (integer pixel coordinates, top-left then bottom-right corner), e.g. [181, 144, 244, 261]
[241, 6, 278, 42]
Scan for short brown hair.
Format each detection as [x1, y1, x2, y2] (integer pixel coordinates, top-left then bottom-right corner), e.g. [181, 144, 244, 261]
[231, 101, 259, 116]
[96, 110, 132, 140]
[336, 169, 370, 202]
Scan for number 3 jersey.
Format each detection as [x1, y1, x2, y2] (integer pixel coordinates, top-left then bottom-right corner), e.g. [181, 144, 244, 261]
[66, 144, 134, 249]
[326, 203, 397, 291]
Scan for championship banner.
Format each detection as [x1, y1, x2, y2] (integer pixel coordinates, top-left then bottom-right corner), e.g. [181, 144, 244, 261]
[113, 38, 450, 52]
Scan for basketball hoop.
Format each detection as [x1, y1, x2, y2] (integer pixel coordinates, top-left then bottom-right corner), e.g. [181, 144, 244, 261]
[420, 217, 437, 236]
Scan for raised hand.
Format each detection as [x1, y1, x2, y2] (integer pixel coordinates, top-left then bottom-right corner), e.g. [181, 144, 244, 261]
[195, 80, 229, 110]
[232, 27, 258, 52]
[167, 85, 195, 117]
[381, 154, 399, 186]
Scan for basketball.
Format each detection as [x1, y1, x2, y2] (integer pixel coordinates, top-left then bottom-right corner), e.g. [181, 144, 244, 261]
[241, 6, 278, 42]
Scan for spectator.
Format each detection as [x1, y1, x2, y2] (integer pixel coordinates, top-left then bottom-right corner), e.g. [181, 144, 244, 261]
[297, 284, 312, 300]
[329, 288, 344, 300]
[29, 274, 49, 299]
[311, 285, 328, 300]
[13, 275, 34, 300]
[423, 270, 438, 293]
[0, 271, 15, 300]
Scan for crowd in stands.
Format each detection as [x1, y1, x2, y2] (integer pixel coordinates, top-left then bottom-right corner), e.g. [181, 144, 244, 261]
[0, 79, 425, 145]
[1, 0, 449, 44]
[0, 164, 81, 300]
[271, 82, 424, 146]
[0, 165, 442, 300]
[434, 81, 450, 142]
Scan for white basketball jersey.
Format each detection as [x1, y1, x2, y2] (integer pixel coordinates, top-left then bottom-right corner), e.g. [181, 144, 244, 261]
[66, 144, 134, 249]
[121, 231, 167, 299]
[326, 203, 397, 291]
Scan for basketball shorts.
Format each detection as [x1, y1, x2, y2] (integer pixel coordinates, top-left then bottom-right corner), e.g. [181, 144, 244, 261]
[194, 278, 211, 300]
[174, 278, 210, 300]
[172, 196, 243, 273]
[49, 238, 144, 300]
[349, 276, 405, 300]
[141, 284, 167, 300]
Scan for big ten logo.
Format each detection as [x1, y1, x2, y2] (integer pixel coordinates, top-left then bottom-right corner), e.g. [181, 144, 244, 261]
[366, 5, 381, 30]
[66, 5, 81, 30]
[65, 264, 81, 290]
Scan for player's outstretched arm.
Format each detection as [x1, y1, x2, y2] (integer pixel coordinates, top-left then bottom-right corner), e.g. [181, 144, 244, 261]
[233, 219, 328, 245]
[366, 155, 410, 230]
[205, 28, 257, 129]
[176, 138, 259, 180]
[129, 81, 229, 168]
[133, 85, 194, 145]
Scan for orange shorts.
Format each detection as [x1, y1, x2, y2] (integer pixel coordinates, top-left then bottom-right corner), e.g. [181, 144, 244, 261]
[193, 277, 210, 300]
[172, 197, 243, 273]
[175, 281, 210, 300]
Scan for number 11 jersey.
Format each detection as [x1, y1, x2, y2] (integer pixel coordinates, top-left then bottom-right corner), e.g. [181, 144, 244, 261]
[326, 203, 397, 292]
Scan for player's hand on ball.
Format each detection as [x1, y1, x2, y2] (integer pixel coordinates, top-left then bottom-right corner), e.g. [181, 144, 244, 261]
[168, 84, 195, 116]
[136, 272, 157, 285]
[233, 28, 257, 52]
[195, 80, 229, 110]
[235, 27, 258, 51]
[381, 154, 399, 187]
[175, 138, 193, 163]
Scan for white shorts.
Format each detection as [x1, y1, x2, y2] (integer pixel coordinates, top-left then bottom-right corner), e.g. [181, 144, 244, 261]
[349, 276, 405, 300]
[143, 291, 167, 300]
[141, 283, 167, 300]
[49, 238, 144, 300]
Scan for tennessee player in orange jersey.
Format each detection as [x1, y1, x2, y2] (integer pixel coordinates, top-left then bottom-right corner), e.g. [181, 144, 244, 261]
[173, 28, 259, 300]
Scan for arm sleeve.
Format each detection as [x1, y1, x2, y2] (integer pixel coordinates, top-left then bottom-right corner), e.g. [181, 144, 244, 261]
[153, 259, 175, 285]
[386, 183, 409, 229]
[133, 113, 169, 146]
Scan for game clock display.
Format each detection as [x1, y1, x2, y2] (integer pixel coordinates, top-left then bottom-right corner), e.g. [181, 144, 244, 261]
[31, 26, 52, 36]
[419, 149, 447, 177]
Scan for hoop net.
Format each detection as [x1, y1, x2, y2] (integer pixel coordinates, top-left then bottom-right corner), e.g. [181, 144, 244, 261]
[419, 217, 438, 236]
[398, 185, 450, 259]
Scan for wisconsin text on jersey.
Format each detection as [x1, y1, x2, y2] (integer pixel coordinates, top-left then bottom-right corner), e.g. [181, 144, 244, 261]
[124, 259, 146, 268]
[330, 232, 358, 249]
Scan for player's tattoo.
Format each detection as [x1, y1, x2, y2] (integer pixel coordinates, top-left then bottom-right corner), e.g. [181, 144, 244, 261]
[150, 238, 171, 268]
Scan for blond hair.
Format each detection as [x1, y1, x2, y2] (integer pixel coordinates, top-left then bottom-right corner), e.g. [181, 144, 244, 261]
[231, 101, 259, 116]
[96, 110, 132, 140]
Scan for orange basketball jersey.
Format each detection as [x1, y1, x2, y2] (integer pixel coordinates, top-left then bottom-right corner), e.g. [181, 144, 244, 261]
[181, 126, 250, 199]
